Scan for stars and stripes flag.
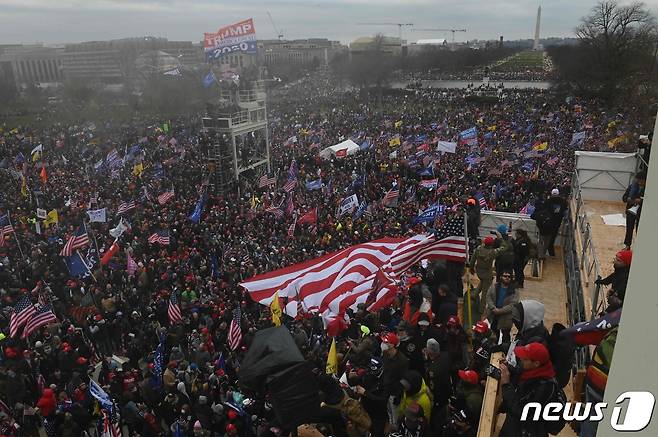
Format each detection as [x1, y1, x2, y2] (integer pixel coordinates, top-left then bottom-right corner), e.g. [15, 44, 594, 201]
[168, 292, 183, 324]
[126, 251, 138, 276]
[22, 305, 58, 338]
[259, 173, 277, 188]
[148, 230, 170, 245]
[157, 190, 175, 205]
[117, 201, 136, 215]
[419, 179, 438, 190]
[0, 215, 14, 247]
[288, 158, 298, 180]
[228, 308, 243, 351]
[287, 214, 297, 238]
[475, 192, 488, 210]
[10, 295, 36, 338]
[282, 179, 297, 193]
[241, 228, 466, 319]
[265, 206, 285, 219]
[382, 186, 400, 208]
[60, 224, 90, 257]
[100, 408, 122, 437]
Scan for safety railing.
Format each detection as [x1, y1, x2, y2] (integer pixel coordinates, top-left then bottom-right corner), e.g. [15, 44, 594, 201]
[571, 171, 604, 318]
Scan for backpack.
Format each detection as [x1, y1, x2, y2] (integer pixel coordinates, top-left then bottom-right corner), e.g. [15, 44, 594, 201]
[547, 323, 575, 388]
[538, 378, 568, 435]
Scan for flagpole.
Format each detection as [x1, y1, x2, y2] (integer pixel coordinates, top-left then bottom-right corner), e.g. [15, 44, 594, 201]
[463, 210, 473, 333]
[7, 213, 26, 260]
[77, 250, 98, 283]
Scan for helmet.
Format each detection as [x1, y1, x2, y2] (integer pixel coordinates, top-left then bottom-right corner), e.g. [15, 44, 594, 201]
[473, 320, 489, 334]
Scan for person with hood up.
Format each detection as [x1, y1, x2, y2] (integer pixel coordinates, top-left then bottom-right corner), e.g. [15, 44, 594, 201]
[398, 370, 433, 423]
[595, 249, 632, 313]
[511, 300, 549, 347]
[498, 342, 561, 437]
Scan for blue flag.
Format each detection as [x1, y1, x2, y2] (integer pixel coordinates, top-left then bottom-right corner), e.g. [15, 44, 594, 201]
[412, 204, 445, 225]
[210, 253, 219, 279]
[188, 193, 207, 223]
[459, 127, 477, 140]
[305, 179, 323, 191]
[353, 201, 368, 221]
[360, 139, 371, 150]
[89, 379, 114, 412]
[203, 71, 216, 88]
[64, 251, 92, 278]
[418, 165, 434, 177]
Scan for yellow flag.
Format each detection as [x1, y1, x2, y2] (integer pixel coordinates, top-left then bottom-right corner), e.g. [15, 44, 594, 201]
[607, 136, 625, 149]
[270, 291, 282, 326]
[326, 337, 338, 375]
[389, 137, 401, 148]
[43, 209, 59, 228]
[32, 151, 41, 162]
[533, 142, 548, 151]
[394, 120, 403, 129]
[20, 175, 27, 197]
[487, 125, 497, 132]
[250, 194, 257, 210]
[132, 163, 144, 176]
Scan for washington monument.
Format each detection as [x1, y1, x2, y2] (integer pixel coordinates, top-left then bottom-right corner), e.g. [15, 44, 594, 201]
[533, 5, 541, 50]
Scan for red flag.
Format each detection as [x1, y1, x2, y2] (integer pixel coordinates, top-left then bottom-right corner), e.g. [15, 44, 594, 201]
[335, 148, 348, 158]
[40, 165, 47, 184]
[101, 241, 120, 265]
[298, 208, 318, 225]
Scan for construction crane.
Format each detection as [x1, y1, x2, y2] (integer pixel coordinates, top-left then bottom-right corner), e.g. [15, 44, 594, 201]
[412, 28, 467, 44]
[267, 11, 284, 40]
[357, 22, 414, 40]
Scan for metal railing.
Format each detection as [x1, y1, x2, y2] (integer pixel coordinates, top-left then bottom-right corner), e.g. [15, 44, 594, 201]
[571, 171, 604, 318]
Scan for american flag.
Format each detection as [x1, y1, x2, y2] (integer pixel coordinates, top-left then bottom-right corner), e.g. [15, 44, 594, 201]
[126, 251, 138, 276]
[475, 192, 488, 210]
[60, 224, 90, 257]
[106, 148, 119, 163]
[157, 190, 175, 205]
[287, 216, 297, 238]
[228, 308, 243, 351]
[382, 186, 400, 208]
[22, 305, 58, 339]
[259, 173, 277, 188]
[117, 200, 136, 215]
[148, 230, 170, 245]
[241, 231, 466, 319]
[283, 179, 297, 193]
[100, 408, 122, 437]
[265, 206, 284, 219]
[288, 159, 298, 180]
[10, 295, 36, 338]
[0, 215, 14, 247]
[168, 292, 182, 324]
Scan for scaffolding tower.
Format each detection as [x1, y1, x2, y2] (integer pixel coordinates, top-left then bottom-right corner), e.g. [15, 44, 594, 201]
[202, 80, 271, 195]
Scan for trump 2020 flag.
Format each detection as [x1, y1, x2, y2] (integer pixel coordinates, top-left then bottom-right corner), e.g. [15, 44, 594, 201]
[86, 208, 107, 223]
[203, 71, 216, 88]
[338, 194, 359, 217]
[188, 193, 207, 224]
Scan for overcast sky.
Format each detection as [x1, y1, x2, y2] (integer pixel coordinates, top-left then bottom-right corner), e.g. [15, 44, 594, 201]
[2, 0, 658, 45]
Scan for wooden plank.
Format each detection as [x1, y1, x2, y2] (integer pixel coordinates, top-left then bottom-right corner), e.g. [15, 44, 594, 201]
[477, 352, 504, 437]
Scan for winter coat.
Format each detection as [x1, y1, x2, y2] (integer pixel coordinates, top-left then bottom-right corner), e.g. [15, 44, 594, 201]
[486, 282, 519, 330]
[398, 378, 433, 421]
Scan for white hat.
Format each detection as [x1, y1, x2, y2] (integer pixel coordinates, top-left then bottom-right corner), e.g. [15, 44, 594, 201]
[551, 188, 560, 196]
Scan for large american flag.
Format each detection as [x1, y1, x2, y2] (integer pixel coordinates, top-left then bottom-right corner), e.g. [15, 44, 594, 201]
[148, 230, 170, 245]
[168, 292, 182, 324]
[282, 179, 297, 193]
[117, 200, 136, 215]
[259, 173, 277, 188]
[265, 206, 284, 219]
[60, 224, 90, 257]
[228, 308, 243, 351]
[157, 190, 175, 205]
[10, 295, 36, 338]
[241, 228, 466, 319]
[22, 305, 58, 339]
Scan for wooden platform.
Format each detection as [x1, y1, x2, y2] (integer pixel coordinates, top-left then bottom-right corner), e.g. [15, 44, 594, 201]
[581, 199, 627, 278]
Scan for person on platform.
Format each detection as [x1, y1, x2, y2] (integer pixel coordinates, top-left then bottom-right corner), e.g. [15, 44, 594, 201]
[485, 269, 519, 344]
[622, 171, 646, 248]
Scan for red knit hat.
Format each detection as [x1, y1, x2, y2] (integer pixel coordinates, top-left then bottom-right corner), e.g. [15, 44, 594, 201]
[615, 249, 632, 266]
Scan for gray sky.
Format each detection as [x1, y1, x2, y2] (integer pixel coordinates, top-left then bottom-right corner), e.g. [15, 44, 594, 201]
[2, 0, 658, 45]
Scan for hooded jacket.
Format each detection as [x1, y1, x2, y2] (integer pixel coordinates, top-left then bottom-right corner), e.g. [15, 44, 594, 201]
[398, 371, 433, 421]
[513, 300, 549, 346]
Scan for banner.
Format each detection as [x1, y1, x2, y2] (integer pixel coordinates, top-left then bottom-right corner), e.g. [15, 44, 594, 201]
[437, 141, 457, 154]
[86, 208, 107, 223]
[338, 194, 359, 217]
[204, 18, 258, 61]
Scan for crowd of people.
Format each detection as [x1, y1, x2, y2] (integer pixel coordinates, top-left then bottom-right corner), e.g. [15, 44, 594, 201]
[0, 73, 652, 437]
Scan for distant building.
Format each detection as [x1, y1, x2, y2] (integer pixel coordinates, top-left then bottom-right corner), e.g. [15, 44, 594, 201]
[0, 44, 64, 88]
[60, 37, 203, 84]
[407, 39, 448, 55]
[349, 36, 405, 56]
[258, 38, 347, 66]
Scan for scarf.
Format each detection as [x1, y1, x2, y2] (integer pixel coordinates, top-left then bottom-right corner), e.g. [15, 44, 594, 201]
[519, 360, 556, 382]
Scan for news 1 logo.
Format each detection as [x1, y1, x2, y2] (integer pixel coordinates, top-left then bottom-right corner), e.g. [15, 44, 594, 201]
[521, 391, 656, 431]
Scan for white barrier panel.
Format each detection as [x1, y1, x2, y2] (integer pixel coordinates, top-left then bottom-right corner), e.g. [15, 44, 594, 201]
[575, 151, 637, 201]
[478, 210, 564, 247]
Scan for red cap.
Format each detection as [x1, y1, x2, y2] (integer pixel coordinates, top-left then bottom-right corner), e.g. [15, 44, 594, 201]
[483, 236, 495, 246]
[227, 409, 238, 420]
[447, 315, 460, 327]
[467, 198, 476, 206]
[225, 424, 237, 435]
[514, 342, 550, 364]
[458, 369, 479, 385]
[407, 277, 422, 287]
[473, 320, 489, 334]
[380, 332, 400, 347]
[615, 249, 632, 266]
[76, 357, 88, 365]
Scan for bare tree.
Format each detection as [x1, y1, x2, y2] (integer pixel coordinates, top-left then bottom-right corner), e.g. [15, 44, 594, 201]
[575, 1, 658, 99]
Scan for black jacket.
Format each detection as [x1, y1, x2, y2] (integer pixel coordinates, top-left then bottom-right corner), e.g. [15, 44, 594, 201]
[499, 376, 557, 437]
[598, 265, 630, 299]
